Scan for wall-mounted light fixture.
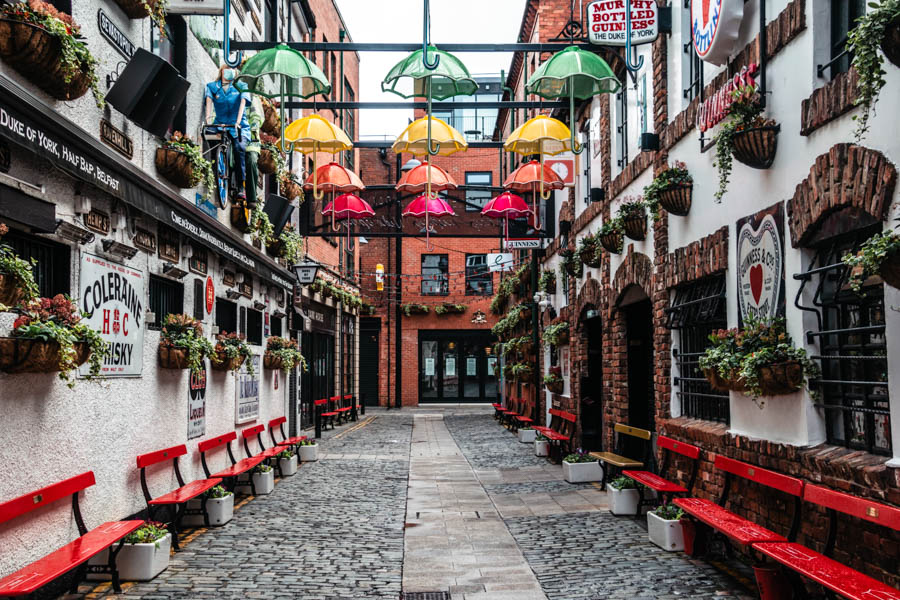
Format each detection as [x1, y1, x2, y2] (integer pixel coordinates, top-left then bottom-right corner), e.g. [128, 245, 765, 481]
[226, 289, 242, 300]
[55, 219, 94, 244]
[253, 300, 265, 311]
[162, 263, 187, 279]
[292, 260, 320, 285]
[102, 239, 138, 260]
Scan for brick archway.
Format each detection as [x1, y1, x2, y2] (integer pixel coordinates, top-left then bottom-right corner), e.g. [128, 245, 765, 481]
[611, 249, 654, 311]
[787, 144, 897, 247]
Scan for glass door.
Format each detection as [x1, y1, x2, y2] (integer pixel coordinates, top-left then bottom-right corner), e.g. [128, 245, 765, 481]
[419, 331, 496, 403]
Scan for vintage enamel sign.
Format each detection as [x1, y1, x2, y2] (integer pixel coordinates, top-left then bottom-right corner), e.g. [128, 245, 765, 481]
[691, 0, 744, 65]
[736, 204, 785, 325]
[587, 1, 659, 46]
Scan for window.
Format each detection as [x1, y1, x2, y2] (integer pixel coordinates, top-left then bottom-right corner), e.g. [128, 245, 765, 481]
[151, 16, 186, 134]
[271, 315, 283, 337]
[344, 80, 355, 168]
[560, 264, 569, 306]
[149, 275, 184, 330]
[216, 298, 237, 333]
[639, 73, 648, 134]
[421, 254, 449, 295]
[465, 254, 493, 295]
[681, 0, 703, 102]
[343, 238, 355, 279]
[827, 1, 866, 79]
[239, 305, 246, 337]
[615, 86, 628, 169]
[192, 279, 204, 321]
[797, 224, 890, 455]
[667, 276, 729, 424]
[2, 228, 69, 297]
[247, 308, 263, 345]
[264, 0, 277, 41]
[465, 172, 492, 212]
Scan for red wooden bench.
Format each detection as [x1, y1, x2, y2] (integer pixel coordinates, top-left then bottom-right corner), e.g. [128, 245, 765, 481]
[753, 484, 900, 600]
[491, 399, 505, 420]
[198, 431, 266, 495]
[507, 397, 534, 432]
[268, 416, 307, 451]
[320, 397, 340, 430]
[497, 396, 521, 428]
[336, 394, 355, 423]
[241, 424, 285, 477]
[314, 398, 335, 431]
[622, 435, 700, 517]
[674, 455, 804, 549]
[137, 445, 222, 550]
[533, 409, 575, 461]
[0, 472, 142, 597]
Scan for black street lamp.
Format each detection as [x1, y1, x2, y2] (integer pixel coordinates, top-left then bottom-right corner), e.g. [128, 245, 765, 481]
[292, 260, 320, 285]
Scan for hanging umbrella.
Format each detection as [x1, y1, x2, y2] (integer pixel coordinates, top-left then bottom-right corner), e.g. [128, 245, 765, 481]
[235, 45, 331, 153]
[525, 46, 621, 155]
[503, 160, 564, 230]
[504, 115, 572, 202]
[322, 193, 374, 251]
[302, 161, 365, 193]
[402, 194, 455, 218]
[481, 191, 532, 248]
[395, 161, 457, 194]
[284, 114, 353, 200]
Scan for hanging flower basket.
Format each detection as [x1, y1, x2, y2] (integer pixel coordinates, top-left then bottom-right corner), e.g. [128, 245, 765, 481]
[158, 346, 190, 370]
[230, 204, 251, 233]
[879, 252, 900, 289]
[657, 183, 693, 217]
[545, 379, 564, 394]
[265, 238, 282, 257]
[261, 100, 281, 136]
[623, 213, 647, 241]
[600, 231, 624, 254]
[578, 242, 603, 268]
[210, 351, 245, 372]
[263, 352, 283, 370]
[111, 0, 156, 18]
[702, 368, 745, 393]
[279, 179, 302, 202]
[0, 273, 24, 307]
[155, 147, 195, 188]
[519, 307, 532, 322]
[0, 20, 91, 102]
[0, 338, 89, 373]
[882, 15, 900, 68]
[756, 361, 805, 396]
[258, 149, 277, 175]
[731, 125, 779, 169]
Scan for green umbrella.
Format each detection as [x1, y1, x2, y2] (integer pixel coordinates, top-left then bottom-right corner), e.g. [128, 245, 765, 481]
[236, 44, 332, 152]
[525, 46, 621, 155]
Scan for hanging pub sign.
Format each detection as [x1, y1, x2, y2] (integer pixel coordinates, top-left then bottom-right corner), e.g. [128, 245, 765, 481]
[84, 209, 110, 235]
[79, 253, 145, 377]
[166, 0, 224, 15]
[545, 157, 575, 186]
[587, 0, 659, 46]
[189, 244, 208, 275]
[133, 227, 156, 253]
[223, 269, 236, 287]
[736, 202, 785, 326]
[235, 354, 260, 424]
[187, 364, 206, 440]
[697, 63, 758, 133]
[158, 225, 179, 263]
[205, 276, 215, 314]
[691, 0, 744, 65]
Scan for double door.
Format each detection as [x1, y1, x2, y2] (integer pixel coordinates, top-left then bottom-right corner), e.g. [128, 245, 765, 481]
[419, 331, 497, 403]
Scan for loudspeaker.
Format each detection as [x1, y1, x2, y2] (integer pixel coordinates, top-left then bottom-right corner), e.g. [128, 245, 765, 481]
[590, 187, 605, 203]
[264, 193, 295, 237]
[640, 132, 660, 151]
[105, 48, 190, 138]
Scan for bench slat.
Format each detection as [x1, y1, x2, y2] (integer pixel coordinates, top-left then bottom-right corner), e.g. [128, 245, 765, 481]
[657, 436, 701, 460]
[268, 416, 287, 428]
[714, 455, 803, 497]
[198, 432, 237, 453]
[753, 542, 900, 600]
[622, 470, 687, 493]
[0, 472, 95, 525]
[277, 435, 308, 446]
[804, 484, 900, 530]
[211, 456, 265, 479]
[148, 478, 222, 505]
[0, 520, 143, 596]
[590, 451, 643, 468]
[613, 423, 652, 440]
[136, 445, 187, 469]
[674, 497, 786, 545]
[241, 424, 264, 439]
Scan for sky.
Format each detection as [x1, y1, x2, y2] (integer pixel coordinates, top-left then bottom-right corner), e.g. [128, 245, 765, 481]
[334, 0, 528, 139]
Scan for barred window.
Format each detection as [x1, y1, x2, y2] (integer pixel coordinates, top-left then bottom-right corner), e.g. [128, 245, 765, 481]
[148, 275, 183, 330]
[667, 275, 729, 424]
[681, 0, 703, 102]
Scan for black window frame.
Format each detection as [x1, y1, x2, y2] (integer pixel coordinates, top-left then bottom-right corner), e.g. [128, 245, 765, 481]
[464, 171, 492, 212]
[2, 227, 70, 298]
[465, 254, 493, 296]
[247, 308, 263, 346]
[270, 315, 283, 337]
[615, 85, 628, 169]
[825, 0, 865, 79]
[192, 279, 204, 321]
[216, 297, 238, 334]
[681, 0, 703, 102]
[421, 254, 449, 296]
[148, 275, 184, 330]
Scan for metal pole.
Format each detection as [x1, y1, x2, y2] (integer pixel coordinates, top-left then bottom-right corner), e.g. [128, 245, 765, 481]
[759, 0, 767, 108]
[531, 249, 539, 422]
[394, 153, 403, 410]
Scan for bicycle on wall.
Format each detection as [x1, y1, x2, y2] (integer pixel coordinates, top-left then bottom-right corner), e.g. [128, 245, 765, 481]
[200, 123, 237, 210]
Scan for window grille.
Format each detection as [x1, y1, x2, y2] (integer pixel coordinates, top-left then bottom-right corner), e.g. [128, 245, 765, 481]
[820, 0, 865, 79]
[795, 225, 891, 455]
[667, 275, 729, 423]
[681, 0, 703, 102]
[421, 254, 449, 295]
[148, 275, 183, 330]
[615, 86, 628, 168]
[2, 228, 70, 297]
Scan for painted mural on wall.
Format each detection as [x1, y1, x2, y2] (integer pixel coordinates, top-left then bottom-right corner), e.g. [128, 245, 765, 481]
[79, 253, 144, 377]
[235, 354, 261, 424]
[188, 365, 207, 440]
[736, 202, 785, 326]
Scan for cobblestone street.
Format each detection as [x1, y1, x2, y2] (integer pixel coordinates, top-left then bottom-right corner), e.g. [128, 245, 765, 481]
[73, 407, 754, 600]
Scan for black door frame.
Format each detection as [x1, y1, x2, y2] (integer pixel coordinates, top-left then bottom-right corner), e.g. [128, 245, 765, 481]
[418, 330, 496, 403]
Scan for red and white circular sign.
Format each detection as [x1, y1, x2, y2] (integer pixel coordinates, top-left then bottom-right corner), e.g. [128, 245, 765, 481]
[691, 0, 744, 65]
[205, 276, 215, 315]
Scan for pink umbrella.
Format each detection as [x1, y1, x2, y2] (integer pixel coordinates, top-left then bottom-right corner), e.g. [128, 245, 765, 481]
[503, 160, 564, 230]
[402, 193, 455, 251]
[481, 192, 532, 248]
[322, 193, 375, 251]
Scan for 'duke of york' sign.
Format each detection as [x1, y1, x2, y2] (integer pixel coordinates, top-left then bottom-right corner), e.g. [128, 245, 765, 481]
[587, 0, 659, 46]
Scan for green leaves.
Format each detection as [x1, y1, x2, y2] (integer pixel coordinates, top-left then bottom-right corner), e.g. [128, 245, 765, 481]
[848, 0, 900, 140]
[842, 230, 900, 292]
[541, 321, 569, 347]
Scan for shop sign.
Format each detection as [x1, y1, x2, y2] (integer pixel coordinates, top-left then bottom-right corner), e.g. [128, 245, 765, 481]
[166, 210, 257, 272]
[97, 10, 135, 59]
[736, 203, 785, 326]
[133, 228, 156, 253]
[487, 253, 513, 272]
[587, 0, 659, 46]
[691, 0, 744, 65]
[545, 157, 575, 185]
[79, 253, 144, 377]
[167, 0, 225, 15]
[239, 281, 252, 298]
[223, 269, 236, 287]
[99, 119, 133, 159]
[84, 209, 110, 235]
[504, 238, 540, 250]
[188, 365, 206, 440]
[235, 354, 260, 424]
[189, 245, 208, 275]
[158, 224, 180, 263]
[697, 63, 758, 133]
[205, 276, 215, 314]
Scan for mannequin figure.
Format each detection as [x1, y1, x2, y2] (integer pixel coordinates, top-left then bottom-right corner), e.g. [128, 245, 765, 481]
[205, 64, 251, 200]
[244, 94, 264, 208]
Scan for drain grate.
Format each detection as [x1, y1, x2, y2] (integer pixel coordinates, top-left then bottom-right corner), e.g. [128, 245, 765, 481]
[402, 593, 451, 600]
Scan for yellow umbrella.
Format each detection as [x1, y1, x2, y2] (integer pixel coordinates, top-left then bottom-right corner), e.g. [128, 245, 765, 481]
[503, 115, 572, 200]
[283, 114, 353, 200]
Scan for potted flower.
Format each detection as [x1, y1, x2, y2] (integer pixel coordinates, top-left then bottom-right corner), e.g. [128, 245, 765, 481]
[210, 331, 253, 373]
[618, 197, 648, 241]
[647, 503, 685, 551]
[401, 303, 429, 316]
[0, 223, 39, 308]
[249, 206, 275, 245]
[184, 485, 233, 527]
[155, 131, 214, 191]
[157, 313, 214, 375]
[599, 218, 624, 253]
[274, 224, 304, 264]
[543, 366, 564, 394]
[0, 2, 103, 106]
[607, 476, 640, 515]
[278, 171, 304, 203]
[298, 438, 318, 462]
[563, 449, 603, 483]
[434, 303, 467, 316]
[518, 426, 536, 443]
[238, 463, 274, 495]
[534, 433, 550, 457]
[112, 0, 167, 32]
[263, 336, 307, 372]
[842, 227, 900, 291]
[542, 321, 569, 348]
[89, 521, 170, 581]
[847, 0, 900, 140]
[260, 97, 281, 136]
[560, 248, 583, 278]
[510, 362, 533, 382]
[0, 295, 107, 387]
[644, 161, 693, 217]
[258, 132, 284, 175]
[277, 448, 298, 476]
[577, 233, 603, 268]
[538, 268, 557, 294]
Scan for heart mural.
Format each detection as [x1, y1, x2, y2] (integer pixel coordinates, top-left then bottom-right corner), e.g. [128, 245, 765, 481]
[737, 213, 783, 323]
[749, 264, 763, 305]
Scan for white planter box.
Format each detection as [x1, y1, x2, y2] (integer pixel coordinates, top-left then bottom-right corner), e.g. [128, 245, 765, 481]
[608, 486, 640, 515]
[279, 454, 298, 476]
[518, 429, 536, 443]
[534, 440, 550, 456]
[183, 493, 234, 527]
[236, 469, 275, 495]
[647, 511, 685, 551]
[89, 533, 171, 581]
[299, 444, 318, 462]
[563, 460, 604, 483]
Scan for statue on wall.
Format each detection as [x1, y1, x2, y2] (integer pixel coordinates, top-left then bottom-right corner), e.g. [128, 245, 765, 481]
[204, 64, 250, 201]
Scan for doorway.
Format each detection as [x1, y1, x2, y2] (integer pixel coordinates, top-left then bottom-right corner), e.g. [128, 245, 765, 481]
[623, 292, 654, 458]
[359, 318, 380, 406]
[580, 313, 604, 451]
[419, 330, 496, 402]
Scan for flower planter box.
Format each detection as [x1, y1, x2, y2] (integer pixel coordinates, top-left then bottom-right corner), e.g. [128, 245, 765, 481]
[158, 346, 190, 370]
[883, 16, 900, 67]
[0, 338, 89, 373]
[534, 439, 550, 457]
[155, 147, 195, 188]
[263, 352, 283, 370]
[579, 244, 603, 268]
[731, 125, 779, 169]
[299, 444, 318, 462]
[545, 380, 564, 394]
[608, 486, 640, 515]
[647, 511, 685, 551]
[262, 102, 281, 135]
[622, 213, 648, 241]
[230, 204, 251, 233]
[279, 180, 302, 202]
[658, 183, 693, 216]
[563, 460, 603, 483]
[112, 0, 157, 18]
[702, 367, 745, 393]
[237, 469, 275, 495]
[183, 494, 234, 527]
[757, 360, 804, 396]
[0, 273, 24, 307]
[518, 429, 536, 443]
[209, 352, 244, 372]
[879, 252, 900, 289]
[258, 148, 277, 175]
[89, 533, 171, 582]
[599, 231, 624, 253]
[279, 454, 298, 476]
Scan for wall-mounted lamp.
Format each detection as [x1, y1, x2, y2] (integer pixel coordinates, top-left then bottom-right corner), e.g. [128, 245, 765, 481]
[226, 289, 242, 300]
[182, 243, 194, 259]
[236, 272, 246, 284]
[590, 187, 606, 203]
[292, 260, 320, 285]
[102, 239, 138, 260]
[253, 300, 266, 311]
[640, 132, 660, 152]
[74, 195, 91, 215]
[55, 220, 94, 244]
[162, 262, 187, 279]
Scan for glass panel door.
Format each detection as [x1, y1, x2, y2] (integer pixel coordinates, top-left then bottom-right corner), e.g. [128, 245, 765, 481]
[485, 343, 499, 398]
[420, 340, 438, 400]
[462, 339, 481, 399]
[441, 340, 459, 400]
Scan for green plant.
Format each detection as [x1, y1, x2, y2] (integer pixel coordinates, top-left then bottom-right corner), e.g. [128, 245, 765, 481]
[535, 433, 549, 442]
[249, 208, 275, 244]
[276, 449, 295, 459]
[205, 485, 232, 499]
[278, 224, 304, 264]
[254, 463, 273, 474]
[847, 0, 900, 140]
[0, 2, 104, 107]
[278, 170, 305, 204]
[265, 336, 308, 372]
[123, 521, 169, 547]
[159, 313, 214, 375]
[0, 223, 39, 307]
[299, 439, 317, 446]
[162, 131, 215, 195]
[617, 197, 646, 219]
[141, 0, 169, 38]
[608, 476, 636, 490]
[260, 132, 287, 173]
[712, 84, 774, 202]
[577, 233, 603, 267]
[401, 303, 429, 316]
[653, 503, 685, 521]
[543, 366, 563, 387]
[213, 331, 253, 374]
[563, 448, 596, 463]
[643, 161, 692, 221]
[510, 362, 533, 380]
[562, 248, 583, 278]
[842, 229, 900, 292]
[541, 321, 569, 347]
[538, 268, 557, 293]
[434, 303, 467, 316]
[12, 295, 109, 388]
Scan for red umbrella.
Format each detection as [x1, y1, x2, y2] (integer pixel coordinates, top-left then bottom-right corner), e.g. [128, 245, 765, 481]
[322, 193, 374, 251]
[503, 160, 564, 229]
[402, 193, 455, 250]
[303, 162, 365, 193]
[396, 161, 458, 194]
[481, 192, 532, 248]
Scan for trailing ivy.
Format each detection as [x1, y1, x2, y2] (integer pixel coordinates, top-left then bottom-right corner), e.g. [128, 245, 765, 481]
[847, 0, 900, 140]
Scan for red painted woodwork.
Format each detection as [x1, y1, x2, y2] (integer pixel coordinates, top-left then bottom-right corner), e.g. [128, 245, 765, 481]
[657, 436, 701, 460]
[753, 542, 900, 600]
[804, 484, 900, 530]
[241, 424, 265, 439]
[314, 398, 328, 406]
[674, 497, 786, 545]
[322, 411, 338, 417]
[330, 395, 340, 401]
[0, 472, 95, 525]
[622, 470, 688, 493]
[0, 520, 143, 596]
[211, 456, 265, 479]
[515, 416, 534, 423]
[276, 435, 308, 446]
[713, 455, 804, 497]
[344, 394, 352, 400]
[197, 432, 237, 453]
[148, 478, 222, 505]
[136, 445, 187, 469]
[268, 416, 287, 428]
